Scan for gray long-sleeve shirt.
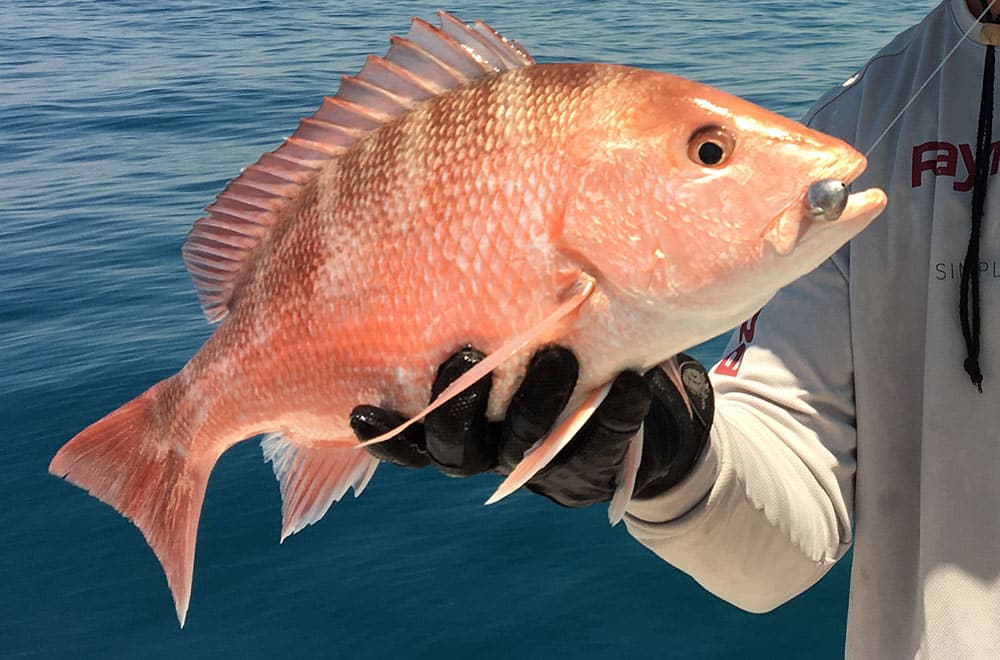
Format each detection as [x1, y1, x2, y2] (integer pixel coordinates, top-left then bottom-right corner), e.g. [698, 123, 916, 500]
[625, 1, 1000, 656]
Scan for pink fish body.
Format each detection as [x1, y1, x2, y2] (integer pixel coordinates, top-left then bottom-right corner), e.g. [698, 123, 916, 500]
[49, 13, 886, 626]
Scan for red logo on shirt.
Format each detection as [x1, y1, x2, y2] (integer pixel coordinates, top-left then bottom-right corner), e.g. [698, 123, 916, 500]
[912, 140, 1000, 191]
[714, 312, 760, 377]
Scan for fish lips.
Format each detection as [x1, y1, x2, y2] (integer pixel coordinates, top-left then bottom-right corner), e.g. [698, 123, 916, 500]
[762, 175, 887, 257]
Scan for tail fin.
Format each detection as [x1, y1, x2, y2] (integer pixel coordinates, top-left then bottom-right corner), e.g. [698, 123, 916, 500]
[49, 380, 218, 627]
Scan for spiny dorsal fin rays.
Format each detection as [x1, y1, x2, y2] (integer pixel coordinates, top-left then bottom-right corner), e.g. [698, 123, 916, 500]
[471, 19, 535, 66]
[437, 12, 535, 69]
[401, 18, 495, 80]
[182, 12, 534, 323]
[335, 76, 412, 116]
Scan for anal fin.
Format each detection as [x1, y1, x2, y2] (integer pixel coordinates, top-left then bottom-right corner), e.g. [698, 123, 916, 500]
[262, 434, 379, 542]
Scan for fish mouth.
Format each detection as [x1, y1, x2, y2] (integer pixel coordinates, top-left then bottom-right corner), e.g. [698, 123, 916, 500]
[762, 160, 886, 256]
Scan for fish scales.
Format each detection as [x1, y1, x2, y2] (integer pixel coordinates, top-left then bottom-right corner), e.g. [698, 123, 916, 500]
[225, 71, 594, 424]
[49, 13, 887, 626]
[183, 70, 590, 436]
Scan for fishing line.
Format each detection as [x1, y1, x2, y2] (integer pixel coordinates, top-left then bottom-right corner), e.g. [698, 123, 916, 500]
[865, 0, 997, 157]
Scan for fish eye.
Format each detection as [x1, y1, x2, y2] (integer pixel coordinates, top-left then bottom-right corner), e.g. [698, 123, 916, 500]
[687, 125, 734, 168]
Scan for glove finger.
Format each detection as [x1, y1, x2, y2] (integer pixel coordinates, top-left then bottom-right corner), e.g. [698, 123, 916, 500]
[424, 346, 496, 477]
[527, 370, 651, 507]
[556, 370, 650, 463]
[498, 346, 578, 473]
[350, 404, 430, 468]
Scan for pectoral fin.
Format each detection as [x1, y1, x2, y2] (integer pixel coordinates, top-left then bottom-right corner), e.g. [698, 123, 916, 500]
[357, 276, 596, 447]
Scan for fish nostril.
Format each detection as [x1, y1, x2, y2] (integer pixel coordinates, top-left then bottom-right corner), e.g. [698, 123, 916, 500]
[806, 179, 849, 222]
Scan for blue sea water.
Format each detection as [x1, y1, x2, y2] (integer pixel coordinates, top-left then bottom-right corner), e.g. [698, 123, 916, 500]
[2, 2, 930, 658]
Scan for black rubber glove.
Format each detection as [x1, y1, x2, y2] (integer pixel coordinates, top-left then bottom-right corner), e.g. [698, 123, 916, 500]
[350, 347, 713, 507]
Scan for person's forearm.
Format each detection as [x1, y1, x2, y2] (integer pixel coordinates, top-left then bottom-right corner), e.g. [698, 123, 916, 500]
[625, 401, 853, 612]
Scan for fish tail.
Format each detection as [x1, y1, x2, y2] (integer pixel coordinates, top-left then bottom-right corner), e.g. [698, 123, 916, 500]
[49, 378, 218, 627]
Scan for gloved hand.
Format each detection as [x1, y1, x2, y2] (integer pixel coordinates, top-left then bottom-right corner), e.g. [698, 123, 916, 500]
[350, 346, 713, 507]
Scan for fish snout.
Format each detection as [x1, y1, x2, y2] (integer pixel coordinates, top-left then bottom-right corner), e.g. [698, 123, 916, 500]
[806, 179, 849, 223]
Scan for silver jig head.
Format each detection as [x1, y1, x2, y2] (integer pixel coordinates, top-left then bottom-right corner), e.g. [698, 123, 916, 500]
[807, 179, 849, 222]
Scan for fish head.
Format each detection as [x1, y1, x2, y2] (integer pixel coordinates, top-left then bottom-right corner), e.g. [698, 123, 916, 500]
[558, 67, 886, 339]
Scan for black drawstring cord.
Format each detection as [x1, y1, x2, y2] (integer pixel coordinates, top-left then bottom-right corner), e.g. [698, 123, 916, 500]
[960, 15, 998, 393]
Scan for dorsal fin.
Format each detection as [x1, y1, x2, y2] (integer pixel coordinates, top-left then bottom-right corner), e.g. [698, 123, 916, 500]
[183, 12, 535, 322]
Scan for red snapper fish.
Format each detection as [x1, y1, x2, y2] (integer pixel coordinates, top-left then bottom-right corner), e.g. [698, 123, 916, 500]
[49, 12, 886, 626]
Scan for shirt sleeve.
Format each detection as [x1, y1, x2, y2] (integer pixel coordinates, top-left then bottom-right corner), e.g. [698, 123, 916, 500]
[624, 245, 856, 613]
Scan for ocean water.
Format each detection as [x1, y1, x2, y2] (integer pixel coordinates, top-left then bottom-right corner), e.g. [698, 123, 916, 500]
[2, 2, 930, 658]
